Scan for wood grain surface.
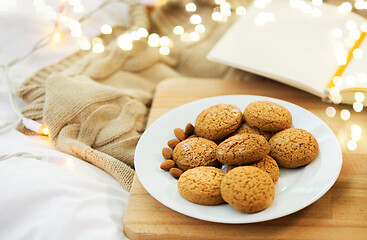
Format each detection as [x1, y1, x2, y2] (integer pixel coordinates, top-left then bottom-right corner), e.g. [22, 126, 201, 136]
[123, 78, 367, 240]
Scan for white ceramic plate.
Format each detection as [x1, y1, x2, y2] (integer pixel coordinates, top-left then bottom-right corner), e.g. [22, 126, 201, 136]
[134, 95, 342, 224]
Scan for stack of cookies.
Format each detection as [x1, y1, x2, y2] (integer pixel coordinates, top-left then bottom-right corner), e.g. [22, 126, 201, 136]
[160, 101, 319, 214]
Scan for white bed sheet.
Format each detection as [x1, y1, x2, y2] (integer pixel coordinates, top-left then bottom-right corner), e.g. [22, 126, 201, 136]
[0, 1, 134, 239]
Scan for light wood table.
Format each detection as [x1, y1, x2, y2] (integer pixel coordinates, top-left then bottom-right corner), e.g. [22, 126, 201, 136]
[123, 78, 367, 240]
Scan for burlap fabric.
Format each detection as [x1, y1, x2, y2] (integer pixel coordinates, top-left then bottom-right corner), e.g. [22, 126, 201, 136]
[16, 0, 364, 190]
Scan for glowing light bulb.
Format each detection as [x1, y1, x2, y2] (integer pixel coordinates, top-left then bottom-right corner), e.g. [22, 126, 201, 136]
[131, 31, 140, 40]
[236, 6, 247, 16]
[312, 0, 323, 6]
[101, 24, 112, 34]
[39, 125, 49, 135]
[189, 32, 200, 41]
[355, 92, 365, 102]
[349, 30, 361, 40]
[351, 124, 363, 136]
[355, 1, 364, 10]
[353, 48, 363, 59]
[347, 140, 357, 151]
[353, 102, 363, 112]
[159, 36, 170, 46]
[118, 34, 133, 50]
[53, 32, 61, 42]
[185, 2, 196, 12]
[337, 56, 347, 65]
[173, 26, 184, 35]
[212, 12, 223, 21]
[337, 2, 352, 14]
[195, 24, 205, 33]
[159, 46, 170, 55]
[330, 87, 340, 97]
[92, 43, 104, 53]
[333, 76, 343, 86]
[340, 109, 351, 121]
[346, 20, 357, 30]
[148, 33, 160, 47]
[325, 106, 336, 117]
[190, 14, 202, 24]
[137, 28, 148, 38]
[69, 21, 81, 31]
[79, 38, 91, 50]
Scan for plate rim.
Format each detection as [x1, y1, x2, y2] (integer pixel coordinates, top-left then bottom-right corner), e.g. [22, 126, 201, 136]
[135, 94, 343, 224]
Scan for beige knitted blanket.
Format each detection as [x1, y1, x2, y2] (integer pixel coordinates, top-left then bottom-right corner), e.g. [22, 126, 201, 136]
[16, 0, 364, 190]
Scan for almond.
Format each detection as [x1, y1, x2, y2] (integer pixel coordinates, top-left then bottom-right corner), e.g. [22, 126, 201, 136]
[185, 123, 195, 137]
[174, 128, 185, 141]
[167, 139, 180, 149]
[160, 160, 175, 171]
[169, 168, 183, 178]
[162, 147, 172, 159]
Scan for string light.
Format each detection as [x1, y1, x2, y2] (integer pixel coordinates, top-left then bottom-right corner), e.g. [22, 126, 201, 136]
[173, 26, 184, 35]
[337, 2, 352, 14]
[346, 20, 357, 30]
[347, 140, 357, 151]
[79, 38, 91, 50]
[340, 109, 351, 120]
[101, 24, 113, 34]
[195, 24, 205, 33]
[349, 30, 361, 40]
[189, 32, 200, 41]
[118, 33, 133, 50]
[190, 14, 202, 24]
[137, 28, 148, 38]
[159, 46, 170, 55]
[53, 32, 62, 42]
[332, 76, 343, 86]
[148, 33, 160, 47]
[325, 106, 336, 117]
[353, 102, 363, 112]
[353, 48, 363, 59]
[159, 36, 170, 46]
[312, 0, 323, 6]
[185, 2, 197, 12]
[236, 6, 247, 16]
[355, 92, 365, 102]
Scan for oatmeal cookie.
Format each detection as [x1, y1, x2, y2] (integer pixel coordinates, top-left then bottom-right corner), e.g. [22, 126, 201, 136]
[244, 101, 292, 132]
[269, 128, 319, 168]
[221, 166, 275, 213]
[172, 137, 218, 171]
[195, 104, 242, 141]
[178, 166, 225, 205]
[216, 133, 270, 165]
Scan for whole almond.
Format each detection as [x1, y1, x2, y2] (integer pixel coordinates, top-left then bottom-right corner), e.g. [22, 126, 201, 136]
[174, 128, 185, 141]
[162, 147, 172, 159]
[169, 168, 183, 178]
[168, 139, 180, 148]
[185, 123, 195, 137]
[160, 160, 175, 171]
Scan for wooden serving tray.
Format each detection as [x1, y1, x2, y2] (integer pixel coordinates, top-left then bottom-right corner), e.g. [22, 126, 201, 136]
[123, 78, 367, 240]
